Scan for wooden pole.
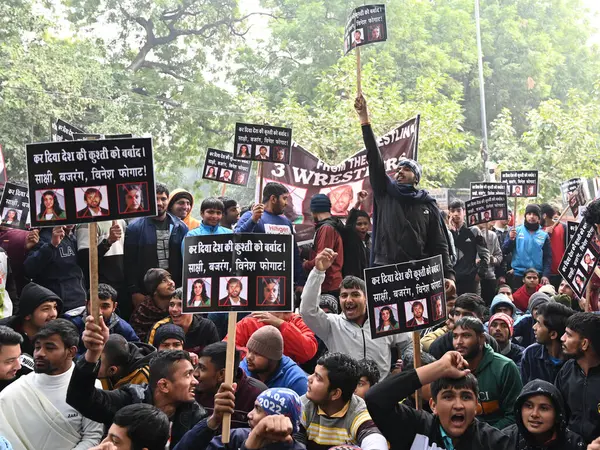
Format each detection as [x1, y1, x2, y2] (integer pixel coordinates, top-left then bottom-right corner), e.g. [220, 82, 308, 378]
[356, 47, 362, 95]
[220, 182, 227, 197]
[88, 222, 100, 323]
[221, 311, 238, 443]
[257, 162, 265, 199]
[412, 331, 422, 410]
[585, 280, 593, 313]
[513, 197, 518, 227]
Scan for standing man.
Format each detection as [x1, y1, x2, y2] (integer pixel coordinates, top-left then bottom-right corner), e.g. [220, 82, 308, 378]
[0, 320, 104, 449]
[556, 312, 600, 444]
[447, 200, 490, 295]
[219, 197, 240, 230]
[354, 95, 455, 292]
[494, 210, 513, 284]
[184, 197, 233, 239]
[341, 190, 372, 279]
[502, 204, 552, 290]
[124, 182, 188, 310]
[168, 188, 200, 231]
[302, 194, 344, 297]
[540, 204, 566, 290]
[475, 221, 503, 305]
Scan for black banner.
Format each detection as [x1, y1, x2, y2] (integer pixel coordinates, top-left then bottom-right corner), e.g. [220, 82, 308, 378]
[73, 133, 134, 141]
[470, 182, 507, 199]
[202, 148, 253, 187]
[26, 137, 156, 227]
[344, 4, 387, 55]
[365, 255, 446, 337]
[0, 182, 29, 229]
[567, 221, 579, 244]
[51, 119, 84, 142]
[559, 220, 600, 298]
[465, 194, 508, 226]
[234, 123, 292, 164]
[182, 233, 293, 313]
[500, 170, 538, 197]
[560, 178, 588, 218]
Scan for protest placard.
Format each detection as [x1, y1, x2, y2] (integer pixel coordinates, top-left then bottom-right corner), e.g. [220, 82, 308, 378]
[234, 123, 292, 164]
[182, 233, 293, 314]
[567, 221, 579, 244]
[26, 137, 156, 227]
[260, 116, 419, 244]
[560, 178, 589, 218]
[51, 119, 84, 142]
[500, 170, 538, 197]
[0, 182, 29, 229]
[465, 194, 508, 226]
[470, 182, 507, 199]
[202, 148, 252, 187]
[429, 188, 449, 211]
[0, 145, 6, 188]
[365, 255, 446, 337]
[559, 220, 600, 298]
[344, 4, 387, 55]
[73, 133, 134, 140]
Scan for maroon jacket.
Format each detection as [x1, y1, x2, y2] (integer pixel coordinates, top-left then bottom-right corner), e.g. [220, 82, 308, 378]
[303, 217, 344, 292]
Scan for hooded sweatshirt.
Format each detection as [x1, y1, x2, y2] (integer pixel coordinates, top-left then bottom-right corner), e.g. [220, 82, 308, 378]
[490, 295, 516, 318]
[302, 217, 344, 292]
[168, 188, 200, 231]
[101, 342, 156, 390]
[503, 380, 585, 450]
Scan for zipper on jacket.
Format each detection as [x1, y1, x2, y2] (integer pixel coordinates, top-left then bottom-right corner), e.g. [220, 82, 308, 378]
[361, 328, 366, 359]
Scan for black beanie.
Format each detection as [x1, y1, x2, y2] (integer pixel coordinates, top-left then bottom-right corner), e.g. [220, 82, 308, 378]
[154, 323, 185, 348]
[310, 194, 331, 213]
[525, 204, 541, 218]
[18, 283, 63, 318]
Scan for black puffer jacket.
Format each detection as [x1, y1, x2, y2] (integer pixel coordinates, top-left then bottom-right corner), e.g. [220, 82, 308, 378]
[503, 379, 585, 450]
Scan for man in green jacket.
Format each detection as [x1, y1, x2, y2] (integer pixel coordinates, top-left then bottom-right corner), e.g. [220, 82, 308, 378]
[452, 316, 522, 429]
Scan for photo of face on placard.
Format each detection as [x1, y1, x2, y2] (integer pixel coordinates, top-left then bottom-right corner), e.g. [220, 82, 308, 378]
[117, 182, 149, 215]
[574, 270, 586, 293]
[581, 250, 596, 274]
[272, 146, 289, 164]
[233, 171, 247, 186]
[527, 185, 536, 196]
[431, 293, 444, 321]
[218, 277, 248, 307]
[469, 214, 477, 225]
[405, 299, 429, 328]
[482, 210, 492, 222]
[1, 208, 22, 226]
[205, 166, 217, 179]
[352, 28, 364, 46]
[257, 277, 285, 306]
[512, 185, 523, 196]
[236, 143, 251, 159]
[75, 186, 110, 219]
[375, 304, 400, 334]
[35, 189, 67, 221]
[219, 169, 232, 183]
[255, 145, 270, 160]
[368, 23, 384, 41]
[187, 278, 212, 308]
[495, 208, 505, 219]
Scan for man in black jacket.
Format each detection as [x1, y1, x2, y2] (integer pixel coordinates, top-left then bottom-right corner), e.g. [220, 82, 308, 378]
[365, 351, 510, 449]
[67, 315, 207, 446]
[556, 312, 600, 444]
[355, 95, 455, 292]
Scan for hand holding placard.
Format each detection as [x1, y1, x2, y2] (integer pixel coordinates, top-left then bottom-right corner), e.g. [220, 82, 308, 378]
[354, 95, 370, 125]
[207, 382, 237, 430]
[108, 220, 122, 244]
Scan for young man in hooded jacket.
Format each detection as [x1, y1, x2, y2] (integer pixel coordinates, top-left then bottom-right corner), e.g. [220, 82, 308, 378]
[503, 379, 585, 449]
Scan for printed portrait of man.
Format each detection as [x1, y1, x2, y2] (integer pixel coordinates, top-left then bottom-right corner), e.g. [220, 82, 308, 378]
[220, 169, 232, 182]
[77, 187, 109, 218]
[255, 145, 270, 160]
[405, 300, 429, 328]
[328, 185, 354, 216]
[218, 277, 248, 307]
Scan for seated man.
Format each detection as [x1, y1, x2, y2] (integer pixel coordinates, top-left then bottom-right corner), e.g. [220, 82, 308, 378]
[512, 292, 550, 348]
[0, 319, 104, 449]
[152, 323, 186, 351]
[66, 315, 207, 447]
[98, 334, 156, 390]
[298, 352, 387, 450]
[195, 342, 266, 429]
[173, 385, 304, 450]
[66, 283, 139, 355]
[240, 326, 308, 396]
[147, 288, 219, 354]
[354, 359, 380, 400]
[512, 268, 542, 312]
[366, 351, 510, 448]
[91, 404, 170, 450]
[504, 380, 585, 450]
[226, 311, 318, 365]
[488, 313, 524, 368]
[0, 326, 23, 392]
[489, 293, 516, 319]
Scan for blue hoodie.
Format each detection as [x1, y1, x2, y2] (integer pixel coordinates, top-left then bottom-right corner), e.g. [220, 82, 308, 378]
[240, 355, 308, 396]
[182, 221, 232, 253]
[489, 294, 516, 318]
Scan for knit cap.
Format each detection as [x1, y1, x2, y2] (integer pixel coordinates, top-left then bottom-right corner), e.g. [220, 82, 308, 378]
[247, 325, 283, 361]
[398, 158, 422, 184]
[154, 323, 185, 348]
[528, 292, 550, 313]
[489, 313, 514, 337]
[18, 282, 63, 318]
[310, 194, 331, 213]
[539, 284, 557, 297]
[319, 294, 339, 315]
[256, 388, 302, 433]
[525, 204, 541, 218]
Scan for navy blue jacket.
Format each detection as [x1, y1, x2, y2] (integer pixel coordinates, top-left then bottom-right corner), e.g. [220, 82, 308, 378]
[24, 228, 86, 312]
[513, 315, 535, 349]
[124, 213, 188, 295]
[519, 343, 566, 385]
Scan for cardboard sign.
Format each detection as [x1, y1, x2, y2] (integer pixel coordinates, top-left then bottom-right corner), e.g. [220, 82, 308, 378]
[560, 178, 588, 218]
[344, 4, 387, 55]
[365, 255, 446, 337]
[429, 188, 449, 211]
[465, 194, 508, 226]
[500, 170, 538, 198]
[0, 182, 29, 229]
[559, 220, 600, 298]
[567, 221, 579, 244]
[182, 233, 293, 313]
[470, 182, 507, 199]
[51, 119, 84, 142]
[26, 137, 156, 227]
[202, 148, 252, 187]
[234, 123, 292, 164]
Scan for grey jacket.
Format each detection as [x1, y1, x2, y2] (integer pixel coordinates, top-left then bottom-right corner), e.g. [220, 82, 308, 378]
[471, 226, 502, 280]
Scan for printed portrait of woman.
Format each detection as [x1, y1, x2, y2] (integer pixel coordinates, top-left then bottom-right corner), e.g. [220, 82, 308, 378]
[37, 190, 66, 221]
[1, 209, 18, 226]
[376, 305, 400, 333]
[188, 278, 211, 308]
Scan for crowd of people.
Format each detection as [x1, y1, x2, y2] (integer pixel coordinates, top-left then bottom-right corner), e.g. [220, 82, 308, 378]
[0, 95, 598, 449]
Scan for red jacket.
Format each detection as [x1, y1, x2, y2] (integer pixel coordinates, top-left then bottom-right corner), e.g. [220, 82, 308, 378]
[303, 218, 344, 292]
[226, 314, 318, 364]
[543, 224, 566, 275]
[513, 284, 541, 312]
